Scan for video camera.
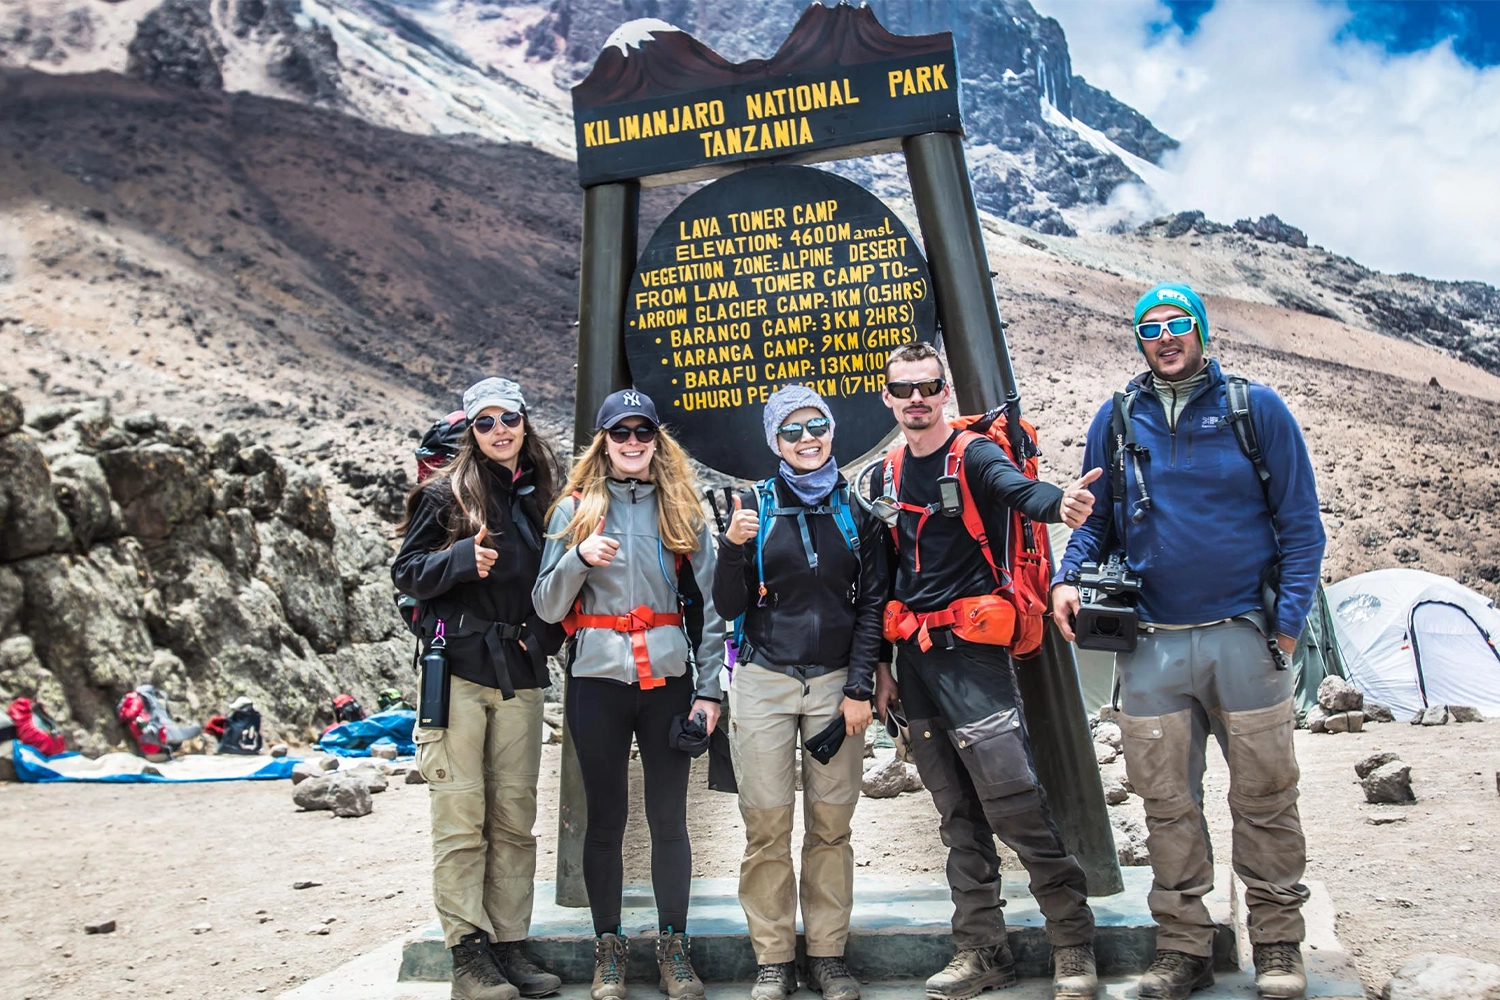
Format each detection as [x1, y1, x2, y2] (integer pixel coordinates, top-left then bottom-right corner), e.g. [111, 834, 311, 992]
[1073, 553, 1143, 652]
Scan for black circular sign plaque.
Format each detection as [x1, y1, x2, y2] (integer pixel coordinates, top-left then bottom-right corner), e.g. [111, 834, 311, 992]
[624, 165, 936, 481]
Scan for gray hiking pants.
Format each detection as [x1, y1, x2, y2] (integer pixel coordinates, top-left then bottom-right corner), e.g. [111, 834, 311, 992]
[898, 639, 1095, 949]
[1117, 617, 1309, 955]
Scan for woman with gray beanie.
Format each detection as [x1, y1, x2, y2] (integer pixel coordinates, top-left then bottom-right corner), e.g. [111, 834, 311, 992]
[711, 385, 889, 1000]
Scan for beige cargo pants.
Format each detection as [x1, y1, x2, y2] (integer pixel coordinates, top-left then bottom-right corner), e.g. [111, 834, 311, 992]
[729, 666, 864, 964]
[1117, 617, 1309, 956]
[415, 676, 544, 948]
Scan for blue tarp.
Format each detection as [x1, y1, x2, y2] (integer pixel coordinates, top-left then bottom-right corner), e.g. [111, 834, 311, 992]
[11, 741, 299, 783]
[316, 709, 416, 757]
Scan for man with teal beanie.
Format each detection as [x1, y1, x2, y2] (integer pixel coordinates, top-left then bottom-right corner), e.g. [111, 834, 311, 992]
[1053, 282, 1325, 1000]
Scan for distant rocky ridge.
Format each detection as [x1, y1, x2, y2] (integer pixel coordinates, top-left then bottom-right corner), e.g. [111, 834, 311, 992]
[0, 385, 408, 755]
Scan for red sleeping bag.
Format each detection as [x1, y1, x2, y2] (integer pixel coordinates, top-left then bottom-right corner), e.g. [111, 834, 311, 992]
[8, 697, 66, 756]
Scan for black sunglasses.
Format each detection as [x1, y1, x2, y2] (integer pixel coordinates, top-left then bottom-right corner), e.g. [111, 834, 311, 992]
[886, 377, 946, 399]
[473, 412, 524, 434]
[607, 423, 658, 444]
[777, 417, 831, 443]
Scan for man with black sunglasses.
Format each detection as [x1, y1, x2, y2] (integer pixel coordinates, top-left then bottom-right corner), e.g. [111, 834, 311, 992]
[872, 343, 1101, 1000]
[1052, 283, 1325, 1000]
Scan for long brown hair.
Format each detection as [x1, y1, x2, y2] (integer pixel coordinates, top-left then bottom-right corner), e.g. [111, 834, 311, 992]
[396, 414, 559, 546]
[548, 426, 703, 553]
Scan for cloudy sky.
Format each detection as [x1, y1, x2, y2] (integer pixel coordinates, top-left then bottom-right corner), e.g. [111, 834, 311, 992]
[1032, 0, 1500, 286]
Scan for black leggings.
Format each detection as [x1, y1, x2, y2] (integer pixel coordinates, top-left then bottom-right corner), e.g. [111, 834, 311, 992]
[567, 673, 693, 935]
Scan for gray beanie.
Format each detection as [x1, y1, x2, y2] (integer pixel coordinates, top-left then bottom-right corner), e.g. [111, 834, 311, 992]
[763, 385, 834, 453]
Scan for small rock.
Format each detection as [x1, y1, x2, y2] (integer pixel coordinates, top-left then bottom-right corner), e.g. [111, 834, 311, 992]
[405, 769, 428, 785]
[1381, 953, 1500, 999]
[369, 743, 399, 760]
[270, 744, 288, 757]
[1362, 760, 1415, 804]
[1415, 705, 1450, 727]
[344, 764, 388, 794]
[308, 926, 331, 936]
[1092, 721, 1122, 751]
[542, 703, 565, 730]
[1093, 741, 1119, 765]
[1365, 702, 1395, 723]
[291, 881, 323, 890]
[84, 919, 117, 935]
[904, 765, 924, 793]
[1356, 751, 1401, 779]
[190, 923, 212, 935]
[378, 762, 409, 776]
[862, 757, 912, 799]
[1102, 776, 1130, 805]
[290, 760, 326, 785]
[293, 772, 374, 817]
[1304, 704, 1328, 733]
[317, 756, 340, 770]
[1449, 706, 1484, 724]
[1367, 815, 1406, 826]
[1317, 675, 1364, 713]
[1324, 710, 1365, 734]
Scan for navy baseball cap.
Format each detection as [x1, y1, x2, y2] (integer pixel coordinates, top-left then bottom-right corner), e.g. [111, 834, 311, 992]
[595, 389, 659, 430]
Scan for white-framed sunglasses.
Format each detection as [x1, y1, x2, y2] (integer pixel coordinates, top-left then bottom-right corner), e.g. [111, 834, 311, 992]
[1135, 315, 1197, 340]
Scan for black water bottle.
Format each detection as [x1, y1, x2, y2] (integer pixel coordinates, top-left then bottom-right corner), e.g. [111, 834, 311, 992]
[418, 629, 450, 729]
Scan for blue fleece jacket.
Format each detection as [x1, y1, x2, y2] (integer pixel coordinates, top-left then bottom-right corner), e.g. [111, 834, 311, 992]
[1056, 360, 1326, 638]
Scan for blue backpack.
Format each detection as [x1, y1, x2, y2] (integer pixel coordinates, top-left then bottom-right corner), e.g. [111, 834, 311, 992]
[729, 478, 860, 653]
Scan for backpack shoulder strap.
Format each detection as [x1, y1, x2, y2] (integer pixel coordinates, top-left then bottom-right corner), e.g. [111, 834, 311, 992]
[1224, 375, 1271, 490]
[829, 484, 859, 552]
[753, 479, 777, 598]
[949, 430, 1002, 583]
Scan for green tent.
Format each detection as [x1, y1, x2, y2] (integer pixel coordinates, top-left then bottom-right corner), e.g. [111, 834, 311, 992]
[1291, 583, 1348, 722]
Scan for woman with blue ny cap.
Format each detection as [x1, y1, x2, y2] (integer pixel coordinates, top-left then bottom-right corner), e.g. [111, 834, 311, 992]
[393, 376, 566, 1000]
[711, 385, 889, 1000]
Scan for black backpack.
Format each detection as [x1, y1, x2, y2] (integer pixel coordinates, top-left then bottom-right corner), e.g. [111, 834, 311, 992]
[217, 704, 264, 755]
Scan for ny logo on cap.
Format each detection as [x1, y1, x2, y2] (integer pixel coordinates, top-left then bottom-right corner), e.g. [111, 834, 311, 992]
[623, 391, 642, 407]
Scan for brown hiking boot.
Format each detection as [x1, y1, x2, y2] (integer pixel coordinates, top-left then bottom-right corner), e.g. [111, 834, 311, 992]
[491, 941, 561, 998]
[1137, 950, 1214, 1000]
[592, 933, 628, 1000]
[750, 962, 797, 1000]
[924, 943, 1018, 1000]
[656, 930, 705, 1000]
[451, 932, 520, 1000]
[807, 956, 860, 1000]
[1253, 942, 1306, 999]
[1052, 943, 1098, 999]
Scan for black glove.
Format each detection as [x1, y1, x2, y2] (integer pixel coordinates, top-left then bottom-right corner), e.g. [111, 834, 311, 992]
[802, 714, 847, 766]
[669, 710, 711, 758]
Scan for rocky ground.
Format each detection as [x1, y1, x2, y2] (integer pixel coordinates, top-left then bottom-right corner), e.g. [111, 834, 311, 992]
[2, 719, 1496, 998]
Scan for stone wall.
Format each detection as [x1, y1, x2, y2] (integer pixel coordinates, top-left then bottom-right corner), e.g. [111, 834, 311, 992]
[0, 385, 408, 753]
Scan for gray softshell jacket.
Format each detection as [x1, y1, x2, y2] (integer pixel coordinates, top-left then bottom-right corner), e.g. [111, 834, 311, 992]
[532, 479, 726, 701]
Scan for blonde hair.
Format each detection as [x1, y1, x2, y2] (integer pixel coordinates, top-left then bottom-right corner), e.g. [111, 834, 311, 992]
[549, 426, 704, 553]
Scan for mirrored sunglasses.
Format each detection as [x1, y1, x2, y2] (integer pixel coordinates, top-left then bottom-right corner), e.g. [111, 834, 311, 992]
[473, 411, 523, 434]
[777, 417, 831, 443]
[606, 423, 658, 444]
[885, 377, 946, 399]
[1135, 315, 1197, 341]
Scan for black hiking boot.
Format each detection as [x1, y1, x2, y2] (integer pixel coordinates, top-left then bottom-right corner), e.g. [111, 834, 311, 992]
[924, 943, 1018, 1000]
[491, 941, 562, 998]
[750, 961, 798, 1000]
[1137, 950, 1214, 1000]
[451, 932, 519, 1000]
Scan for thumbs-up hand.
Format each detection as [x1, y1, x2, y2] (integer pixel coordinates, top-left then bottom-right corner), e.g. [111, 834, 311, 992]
[725, 493, 761, 546]
[473, 526, 498, 578]
[1061, 468, 1103, 529]
[578, 516, 621, 567]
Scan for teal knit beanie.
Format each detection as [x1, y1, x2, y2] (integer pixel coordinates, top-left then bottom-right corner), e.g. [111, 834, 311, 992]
[1132, 283, 1209, 353]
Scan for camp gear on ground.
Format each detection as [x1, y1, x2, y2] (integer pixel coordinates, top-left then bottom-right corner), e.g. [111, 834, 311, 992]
[463, 377, 527, 422]
[377, 688, 414, 712]
[594, 388, 659, 430]
[473, 411, 523, 434]
[879, 409, 1053, 657]
[8, 697, 65, 756]
[116, 685, 201, 758]
[668, 710, 710, 758]
[415, 410, 469, 483]
[333, 694, 366, 724]
[217, 701, 263, 755]
[11, 742, 297, 783]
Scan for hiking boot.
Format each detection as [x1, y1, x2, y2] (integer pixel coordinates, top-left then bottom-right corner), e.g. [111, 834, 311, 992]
[750, 961, 798, 1000]
[1137, 950, 1214, 1000]
[1253, 942, 1306, 999]
[656, 930, 705, 1000]
[807, 956, 860, 1000]
[592, 933, 628, 1000]
[924, 943, 1018, 1000]
[1051, 943, 1098, 1000]
[451, 932, 520, 1000]
[491, 941, 562, 998]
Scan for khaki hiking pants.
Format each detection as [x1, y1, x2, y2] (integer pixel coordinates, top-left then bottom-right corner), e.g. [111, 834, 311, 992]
[1118, 617, 1309, 955]
[415, 676, 544, 948]
[729, 666, 864, 964]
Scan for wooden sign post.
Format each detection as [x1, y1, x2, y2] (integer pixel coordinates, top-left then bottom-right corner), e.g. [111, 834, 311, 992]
[561, 2, 1122, 905]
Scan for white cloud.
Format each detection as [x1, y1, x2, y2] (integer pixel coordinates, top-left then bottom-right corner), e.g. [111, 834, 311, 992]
[1034, 0, 1500, 285]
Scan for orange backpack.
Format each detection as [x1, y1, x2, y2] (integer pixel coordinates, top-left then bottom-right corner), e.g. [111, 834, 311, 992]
[882, 408, 1053, 657]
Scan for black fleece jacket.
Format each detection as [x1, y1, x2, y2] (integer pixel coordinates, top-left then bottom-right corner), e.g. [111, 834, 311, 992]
[712, 476, 888, 700]
[391, 461, 564, 693]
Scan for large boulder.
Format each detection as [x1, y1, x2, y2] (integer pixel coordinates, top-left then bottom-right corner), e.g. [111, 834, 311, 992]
[1382, 954, 1500, 999]
[50, 454, 122, 550]
[1361, 760, 1415, 804]
[862, 756, 914, 798]
[1449, 706, 1484, 723]
[292, 771, 373, 817]
[1317, 675, 1364, 713]
[255, 519, 346, 652]
[0, 432, 69, 559]
[97, 444, 211, 539]
[1355, 751, 1401, 779]
[1365, 702, 1395, 723]
[277, 463, 336, 541]
[345, 581, 400, 645]
[1415, 705, 1450, 726]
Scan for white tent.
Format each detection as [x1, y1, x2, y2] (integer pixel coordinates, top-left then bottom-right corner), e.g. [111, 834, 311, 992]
[1326, 569, 1500, 722]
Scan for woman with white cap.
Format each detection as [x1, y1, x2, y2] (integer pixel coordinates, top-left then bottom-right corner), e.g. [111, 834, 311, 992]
[712, 385, 888, 1000]
[532, 388, 726, 1000]
[393, 376, 565, 1000]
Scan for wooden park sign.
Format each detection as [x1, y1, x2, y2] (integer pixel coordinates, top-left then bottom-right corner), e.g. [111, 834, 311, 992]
[561, 1, 1122, 904]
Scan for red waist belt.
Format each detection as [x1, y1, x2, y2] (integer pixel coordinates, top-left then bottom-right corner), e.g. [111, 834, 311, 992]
[567, 604, 681, 689]
[883, 596, 1017, 652]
